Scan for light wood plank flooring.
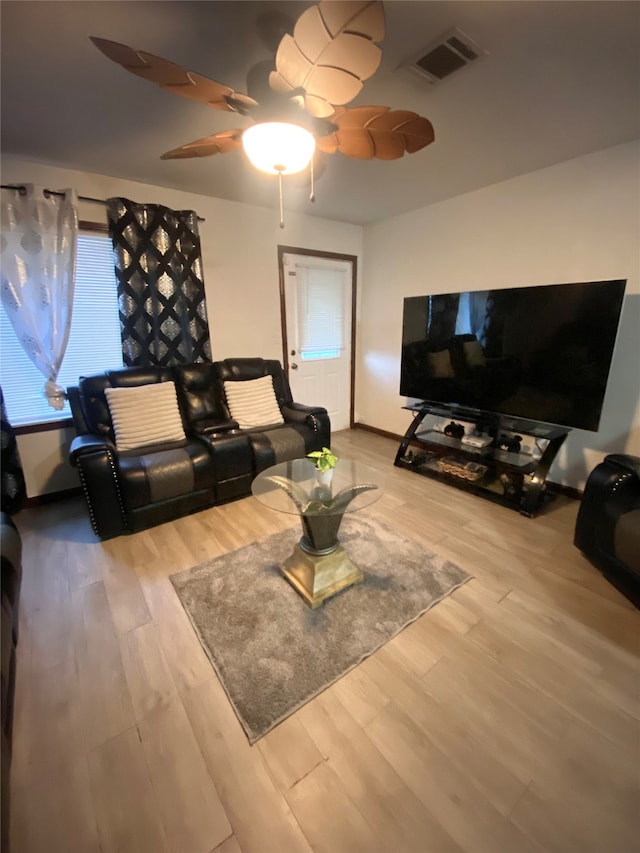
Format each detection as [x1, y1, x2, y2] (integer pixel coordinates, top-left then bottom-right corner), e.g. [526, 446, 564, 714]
[9, 430, 640, 853]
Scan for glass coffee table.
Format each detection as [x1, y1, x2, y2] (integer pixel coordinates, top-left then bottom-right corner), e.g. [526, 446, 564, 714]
[252, 457, 382, 608]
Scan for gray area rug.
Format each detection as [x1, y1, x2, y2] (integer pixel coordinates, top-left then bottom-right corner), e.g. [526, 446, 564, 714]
[170, 514, 471, 743]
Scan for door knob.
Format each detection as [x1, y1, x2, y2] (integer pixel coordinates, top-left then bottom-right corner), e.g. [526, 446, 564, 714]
[291, 363, 298, 370]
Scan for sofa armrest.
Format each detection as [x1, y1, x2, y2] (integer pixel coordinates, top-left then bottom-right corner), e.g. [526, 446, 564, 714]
[587, 455, 640, 514]
[282, 402, 327, 422]
[69, 433, 117, 464]
[1, 513, 21, 646]
[604, 454, 640, 479]
[282, 403, 331, 447]
[68, 437, 127, 539]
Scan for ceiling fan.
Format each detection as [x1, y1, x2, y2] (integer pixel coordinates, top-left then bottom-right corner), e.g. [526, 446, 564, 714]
[91, 0, 435, 222]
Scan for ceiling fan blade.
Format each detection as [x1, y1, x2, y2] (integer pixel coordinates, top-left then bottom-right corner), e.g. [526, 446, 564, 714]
[160, 129, 244, 160]
[90, 37, 258, 115]
[320, 0, 385, 41]
[269, 1, 384, 117]
[316, 107, 435, 159]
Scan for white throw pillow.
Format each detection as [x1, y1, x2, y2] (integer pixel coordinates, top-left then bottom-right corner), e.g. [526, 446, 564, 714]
[224, 375, 284, 430]
[105, 381, 186, 451]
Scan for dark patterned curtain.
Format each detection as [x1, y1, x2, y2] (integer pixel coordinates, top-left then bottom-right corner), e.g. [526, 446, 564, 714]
[107, 197, 211, 366]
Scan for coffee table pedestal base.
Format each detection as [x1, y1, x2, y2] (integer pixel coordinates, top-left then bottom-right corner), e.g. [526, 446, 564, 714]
[282, 543, 364, 609]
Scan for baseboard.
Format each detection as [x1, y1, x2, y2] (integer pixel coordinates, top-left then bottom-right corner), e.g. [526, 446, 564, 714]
[352, 421, 400, 443]
[352, 421, 582, 501]
[24, 486, 83, 508]
[545, 482, 582, 501]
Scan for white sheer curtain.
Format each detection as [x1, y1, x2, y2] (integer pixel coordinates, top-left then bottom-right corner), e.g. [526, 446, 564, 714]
[0, 185, 78, 409]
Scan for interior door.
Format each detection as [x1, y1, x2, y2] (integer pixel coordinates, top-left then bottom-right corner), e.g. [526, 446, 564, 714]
[280, 250, 355, 432]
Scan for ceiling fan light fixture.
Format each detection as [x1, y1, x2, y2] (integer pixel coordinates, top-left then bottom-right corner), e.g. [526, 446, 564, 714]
[242, 121, 316, 175]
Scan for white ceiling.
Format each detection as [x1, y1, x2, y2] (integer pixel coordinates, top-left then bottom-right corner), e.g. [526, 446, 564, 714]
[2, 1, 639, 225]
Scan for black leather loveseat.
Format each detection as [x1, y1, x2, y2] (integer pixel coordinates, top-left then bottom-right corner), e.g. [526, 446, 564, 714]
[68, 358, 330, 539]
[574, 454, 640, 607]
[1, 512, 21, 853]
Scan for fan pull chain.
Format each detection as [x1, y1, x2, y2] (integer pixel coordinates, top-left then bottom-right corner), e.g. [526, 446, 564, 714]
[277, 169, 285, 229]
[310, 158, 316, 204]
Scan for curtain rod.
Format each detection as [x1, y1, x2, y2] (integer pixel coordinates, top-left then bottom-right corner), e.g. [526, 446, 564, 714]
[0, 184, 205, 222]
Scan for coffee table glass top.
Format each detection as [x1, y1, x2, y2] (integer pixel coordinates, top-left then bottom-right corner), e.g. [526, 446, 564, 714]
[252, 457, 383, 517]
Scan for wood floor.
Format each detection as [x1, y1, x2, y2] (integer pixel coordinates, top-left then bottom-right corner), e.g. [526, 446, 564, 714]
[9, 430, 640, 853]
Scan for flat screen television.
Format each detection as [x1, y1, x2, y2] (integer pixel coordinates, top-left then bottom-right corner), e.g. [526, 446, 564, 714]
[399, 279, 627, 431]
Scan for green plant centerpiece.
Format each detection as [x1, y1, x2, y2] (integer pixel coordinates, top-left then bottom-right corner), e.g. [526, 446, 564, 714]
[306, 446, 338, 473]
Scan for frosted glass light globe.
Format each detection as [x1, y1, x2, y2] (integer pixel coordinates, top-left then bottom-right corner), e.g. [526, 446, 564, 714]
[242, 122, 316, 175]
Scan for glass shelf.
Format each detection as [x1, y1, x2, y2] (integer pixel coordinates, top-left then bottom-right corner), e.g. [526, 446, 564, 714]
[395, 403, 569, 517]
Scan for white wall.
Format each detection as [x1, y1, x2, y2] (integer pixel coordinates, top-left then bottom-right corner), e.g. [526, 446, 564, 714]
[1, 157, 363, 497]
[5, 143, 639, 496]
[359, 141, 640, 490]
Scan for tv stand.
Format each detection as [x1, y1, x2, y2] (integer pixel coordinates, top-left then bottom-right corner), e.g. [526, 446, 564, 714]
[394, 403, 570, 517]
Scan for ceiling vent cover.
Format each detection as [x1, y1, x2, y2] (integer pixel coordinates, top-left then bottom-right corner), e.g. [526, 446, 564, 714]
[410, 28, 487, 84]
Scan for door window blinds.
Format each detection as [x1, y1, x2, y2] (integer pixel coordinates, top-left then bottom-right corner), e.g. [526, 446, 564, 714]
[297, 266, 345, 361]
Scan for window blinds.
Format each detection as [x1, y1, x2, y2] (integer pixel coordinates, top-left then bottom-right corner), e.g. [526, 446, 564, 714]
[297, 266, 345, 359]
[0, 231, 123, 426]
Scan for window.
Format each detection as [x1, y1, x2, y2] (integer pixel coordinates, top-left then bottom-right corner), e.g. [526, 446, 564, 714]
[297, 266, 345, 361]
[0, 226, 123, 427]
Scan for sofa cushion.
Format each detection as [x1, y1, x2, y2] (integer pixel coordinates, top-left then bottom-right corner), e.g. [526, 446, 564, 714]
[105, 381, 186, 451]
[224, 375, 284, 430]
[118, 440, 213, 510]
[614, 509, 640, 574]
[247, 425, 309, 473]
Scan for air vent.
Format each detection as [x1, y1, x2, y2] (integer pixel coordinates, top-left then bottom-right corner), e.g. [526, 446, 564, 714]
[409, 28, 487, 84]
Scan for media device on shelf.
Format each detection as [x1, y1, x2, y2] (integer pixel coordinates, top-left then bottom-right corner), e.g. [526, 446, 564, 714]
[395, 278, 627, 516]
[399, 279, 627, 432]
[443, 421, 465, 439]
[497, 433, 523, 453]
[460, 434, 493, 449]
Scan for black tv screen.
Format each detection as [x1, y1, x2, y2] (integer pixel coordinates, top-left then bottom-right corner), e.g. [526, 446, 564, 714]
[399, 279, 627, 431]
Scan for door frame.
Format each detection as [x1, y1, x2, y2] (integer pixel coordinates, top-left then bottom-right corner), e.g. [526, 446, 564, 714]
[277, 245, 358, 429]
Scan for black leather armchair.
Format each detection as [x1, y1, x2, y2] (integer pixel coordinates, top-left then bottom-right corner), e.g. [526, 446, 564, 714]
[1, 389, 24, 852]
[1, 512, 21, 853]
[574, 454, 640, 606]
